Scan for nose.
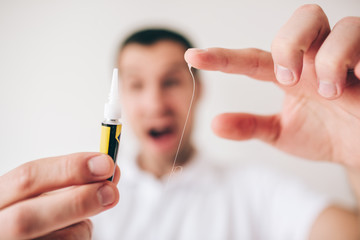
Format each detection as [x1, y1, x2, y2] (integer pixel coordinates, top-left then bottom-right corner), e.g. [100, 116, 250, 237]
[143, 84, 168, 116]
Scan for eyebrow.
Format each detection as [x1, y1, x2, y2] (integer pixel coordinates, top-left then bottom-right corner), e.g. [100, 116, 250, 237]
[120, 61, 188, 77]
[163, 61, 188, 74]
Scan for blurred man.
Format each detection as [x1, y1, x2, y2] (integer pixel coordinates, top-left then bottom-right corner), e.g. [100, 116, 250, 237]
[93, 5, 360, 240]
[0, 4, 359, 240]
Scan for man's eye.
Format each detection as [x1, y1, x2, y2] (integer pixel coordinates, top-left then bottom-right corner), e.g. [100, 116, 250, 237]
[130, 81, 143, 90]
[163, 78, 180, 88]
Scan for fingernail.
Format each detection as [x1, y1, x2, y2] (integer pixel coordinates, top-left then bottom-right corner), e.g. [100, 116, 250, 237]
[97, 185, 116, 206]
[275, 65, 295, 85]
[187, 48, 208, 53]
[318, 81, 338, 98]
[88, 155, 111, 176]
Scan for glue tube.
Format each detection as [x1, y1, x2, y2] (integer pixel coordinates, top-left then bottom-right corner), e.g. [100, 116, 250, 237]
[100, 68, 122, 181]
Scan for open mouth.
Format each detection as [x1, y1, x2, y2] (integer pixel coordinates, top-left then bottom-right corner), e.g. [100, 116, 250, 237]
[148, 127, 174, 139]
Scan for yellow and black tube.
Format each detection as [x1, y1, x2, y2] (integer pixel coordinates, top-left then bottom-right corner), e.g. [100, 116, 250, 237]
[100, 120, 122, 181]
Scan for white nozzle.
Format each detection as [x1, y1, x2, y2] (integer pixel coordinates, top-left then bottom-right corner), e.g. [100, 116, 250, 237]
[104, 68, 121, 119]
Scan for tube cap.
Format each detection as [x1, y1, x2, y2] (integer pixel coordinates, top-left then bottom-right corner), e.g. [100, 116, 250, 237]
[104, 68, 121, 119]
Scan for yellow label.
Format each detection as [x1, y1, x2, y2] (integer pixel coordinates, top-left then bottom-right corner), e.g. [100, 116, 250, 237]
[100, 126, 111, 154]
[115, 124, 122, 143]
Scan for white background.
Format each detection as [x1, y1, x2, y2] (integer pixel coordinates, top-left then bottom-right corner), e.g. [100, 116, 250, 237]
[0, 0, 359, 206]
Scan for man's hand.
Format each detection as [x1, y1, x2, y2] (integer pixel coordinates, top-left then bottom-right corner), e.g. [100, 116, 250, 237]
[185, 4, 360, 168]
[0, 152, 120, 240]
[185, 4, 360, 239]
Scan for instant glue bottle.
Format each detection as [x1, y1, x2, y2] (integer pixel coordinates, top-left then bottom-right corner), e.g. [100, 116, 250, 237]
[100, 68, 122, 181]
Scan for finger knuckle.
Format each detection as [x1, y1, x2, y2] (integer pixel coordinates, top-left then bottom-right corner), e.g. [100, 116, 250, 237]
[271, 35, 300, 57]
[62, 153, 92, 183]
[70, 191, 89, 217]
[220, 50, 230, 70]
[269, 115, 281, 142]
[246, 48, 263, 77]
[315, 53, 344, 73]
[16, 163, 35, 193]
[236, 117, 257, 139]
[9, 206, 35, 239]
[62, 155, 76, 182]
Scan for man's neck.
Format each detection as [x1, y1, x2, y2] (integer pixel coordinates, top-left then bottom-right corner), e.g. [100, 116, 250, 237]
[137, 145, 194, 179]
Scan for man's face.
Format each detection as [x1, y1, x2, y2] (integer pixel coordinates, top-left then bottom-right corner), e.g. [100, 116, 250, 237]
[119, 40, 196, 158]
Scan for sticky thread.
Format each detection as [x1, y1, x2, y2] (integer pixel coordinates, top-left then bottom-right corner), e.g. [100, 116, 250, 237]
[166, 63, 196, 183]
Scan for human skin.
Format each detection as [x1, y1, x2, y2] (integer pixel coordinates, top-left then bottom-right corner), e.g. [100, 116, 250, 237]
[185, 4, 360, 169]
[1, 4, 359, 240]
[118, 40, 200, 178]
[0, 153, 120, 239]
[185, 4, 360, 240]
[0, 34, 197, 240]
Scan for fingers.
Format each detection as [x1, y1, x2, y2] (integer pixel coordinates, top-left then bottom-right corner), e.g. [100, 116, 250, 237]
[33, 219, 93, 240]
[315, 16, 360, 98]
[185, 4, 359, 101]
[271, 4, 330, 86]
[185, 48, 276, 82]
[211, 113, 281, 144]
[0, 181, 119, 239]
[0, 152, 115, 210]
[272, 4, 360, 99]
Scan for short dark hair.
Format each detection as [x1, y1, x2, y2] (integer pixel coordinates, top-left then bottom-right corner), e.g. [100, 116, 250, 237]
[120, 28, 194, 51]
[118, 28, 198, 76]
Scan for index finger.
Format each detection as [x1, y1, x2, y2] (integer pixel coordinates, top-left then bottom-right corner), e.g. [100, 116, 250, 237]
[184, 48, 276, 82]
[0, 152, 115, 209]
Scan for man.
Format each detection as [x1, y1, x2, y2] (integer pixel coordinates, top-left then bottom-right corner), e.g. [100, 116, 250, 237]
[0, 4, 359, 239]
[92, 4, 360, 240]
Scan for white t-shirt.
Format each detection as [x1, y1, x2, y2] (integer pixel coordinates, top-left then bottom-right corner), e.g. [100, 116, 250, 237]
[92, 153, 330, 240]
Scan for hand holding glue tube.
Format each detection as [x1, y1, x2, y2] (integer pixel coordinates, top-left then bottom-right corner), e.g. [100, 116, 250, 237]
[0, 153, 120, 239]
[0, 70, 122, 239]
[100, 68, 122, 181]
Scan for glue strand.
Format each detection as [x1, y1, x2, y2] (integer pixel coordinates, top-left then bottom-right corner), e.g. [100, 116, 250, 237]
[166, 63, 196, 182]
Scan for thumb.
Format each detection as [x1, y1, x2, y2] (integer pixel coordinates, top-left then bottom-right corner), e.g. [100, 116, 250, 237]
[211, 113, 281, 144]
